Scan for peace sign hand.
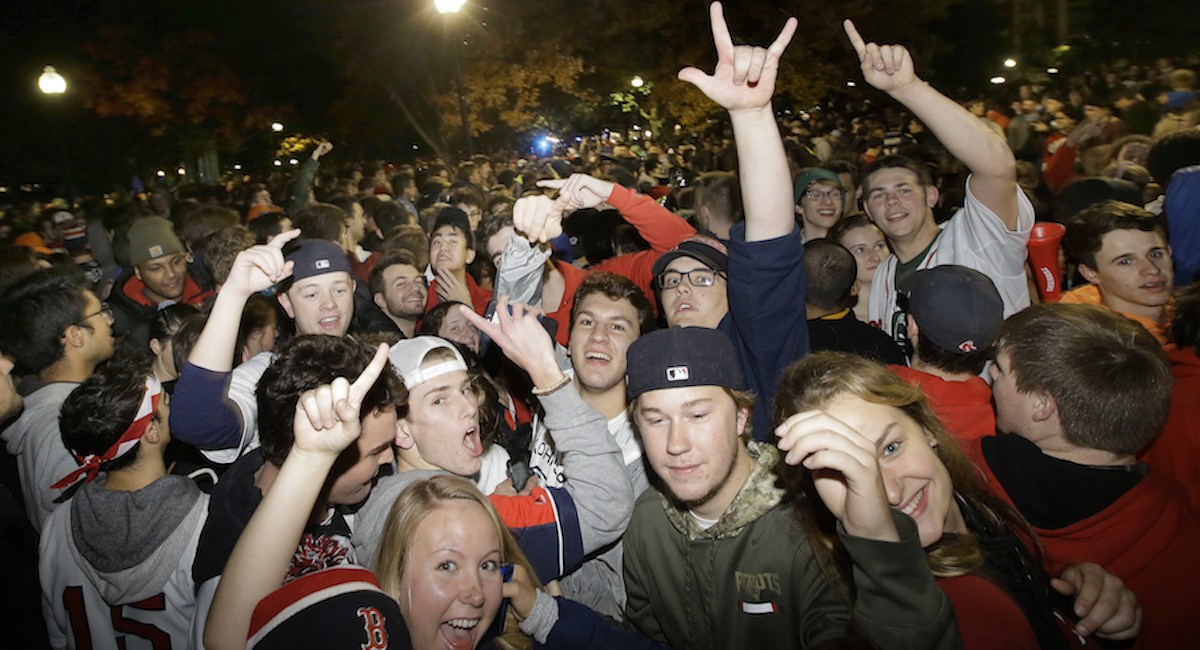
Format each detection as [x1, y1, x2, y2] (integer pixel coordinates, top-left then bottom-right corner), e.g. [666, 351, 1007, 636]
[292, 343, 392, 460]
[677, 2, 798, 114]
[843, 20, 919, 95]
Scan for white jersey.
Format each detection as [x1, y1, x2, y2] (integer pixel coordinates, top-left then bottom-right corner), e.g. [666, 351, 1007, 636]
[39, 491, 208, 650]
[1, 382, 80, 533]
[869, 179, 1034, 343]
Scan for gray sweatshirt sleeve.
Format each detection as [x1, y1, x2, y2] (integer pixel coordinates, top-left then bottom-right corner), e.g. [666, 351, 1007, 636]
[538, 384, 634, 554]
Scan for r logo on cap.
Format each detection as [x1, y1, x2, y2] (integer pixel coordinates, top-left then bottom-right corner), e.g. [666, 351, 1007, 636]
[666, 366, 690, 381]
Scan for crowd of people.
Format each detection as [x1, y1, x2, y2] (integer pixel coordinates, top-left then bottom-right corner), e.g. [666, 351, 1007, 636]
[1, 2, 1198, 648]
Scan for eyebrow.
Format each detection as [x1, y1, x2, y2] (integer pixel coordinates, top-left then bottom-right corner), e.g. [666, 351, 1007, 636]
[872, 422, 899, 450]
[577, 310, 632, 324]
[680, 398, 714, 409]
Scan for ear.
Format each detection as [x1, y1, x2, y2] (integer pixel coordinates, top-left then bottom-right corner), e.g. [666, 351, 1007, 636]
[465, 248, 476, 265]
[143, 419, 162, 446]
[1078, 263, 1101, 286]
[395, 418, 416, 450]
[924, 430, 938, 448]
[133, 266, 143, 281]
[906, 314, 921, 344]
[277, 292, 295, 319]
[924, 185, 940, 209]
[62, 324, 84, 350]
[735, 407, 750, 439]
[373, 292, 388, 311]
[1031, 392, 1057, 422]
[851, 279, 861, 297]
[149, 338, 163, 357]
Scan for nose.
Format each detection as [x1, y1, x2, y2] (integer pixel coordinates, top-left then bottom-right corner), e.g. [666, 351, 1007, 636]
[459, 575, 485, 607]
[380, 445, 395, 467]
[589, 325, 609, 343]
[1140, 256, 1164, 275]
[665, 419, 689, 456]
[883, 471, 904, 507]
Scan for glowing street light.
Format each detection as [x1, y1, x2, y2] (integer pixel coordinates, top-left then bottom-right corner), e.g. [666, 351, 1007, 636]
[435, 0, 466, 13]
[631, 75, 644, 89]
[38, 65, 67, 95]
[990, 76, 1007, 85]
[846, 80, 857, 88]
[1046, 67, 1060, 75]
[1003, 58, 1017, 68]
[271, 122, 284, 132]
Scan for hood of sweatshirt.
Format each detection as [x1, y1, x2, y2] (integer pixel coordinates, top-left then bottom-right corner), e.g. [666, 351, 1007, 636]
[661, 440, 785, 541]
[67, 475, 205, 604]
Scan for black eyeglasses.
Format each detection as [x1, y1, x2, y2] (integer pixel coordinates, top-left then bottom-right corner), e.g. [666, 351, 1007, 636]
[75, 303, 114, 328]
[657, 269, 725, 289]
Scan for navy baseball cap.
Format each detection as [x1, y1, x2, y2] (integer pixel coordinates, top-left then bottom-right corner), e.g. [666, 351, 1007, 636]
[901, 265, 1003, 354]
[285, 239, 353, 283]
[626, 327, 745, 399]
[650, 235, 730, 281]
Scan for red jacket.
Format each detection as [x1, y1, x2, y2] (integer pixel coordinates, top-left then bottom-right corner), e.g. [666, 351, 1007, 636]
[591, 185, 695, 315]
[937, 575, 1039, 650]
[889, 365, 996, 443]
[546, 260, 586, 347]
[1139, 347, 1200, 511]
[970, 437, 1200, 649]
[425, 273, 492, 316]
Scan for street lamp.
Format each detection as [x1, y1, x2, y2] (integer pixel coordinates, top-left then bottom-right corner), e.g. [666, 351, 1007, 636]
[38, 66, 67, 95]
[631, 75, 644, 89]
[437, 0, 473, 158]
[271, 122, 284, 132]
[1003, 58, 1018, 69]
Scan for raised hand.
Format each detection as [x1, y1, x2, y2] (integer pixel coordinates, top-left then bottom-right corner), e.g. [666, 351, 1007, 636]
[843, 20, 919, 95]
[459, 297, 563, 389]
[776, 410, 899, 542]
[538, 174, 614, 212]
[312, 141, 334, 160]
[512, 194, 564, 244]
[1051, 563, 1142, 640]
[501, 563, 539, 621]
[292, 343, 391, 459]
[222, 228, 300, 299]
[677, 2, 797, 114]
[434, 266, 473, 306]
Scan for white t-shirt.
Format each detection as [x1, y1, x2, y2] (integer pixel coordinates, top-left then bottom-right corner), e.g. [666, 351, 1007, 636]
[869, 179, 1034, 344]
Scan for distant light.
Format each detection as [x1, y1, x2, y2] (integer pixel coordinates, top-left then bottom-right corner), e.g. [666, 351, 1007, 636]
[536, 137, 551, 153]
[177, 168, 186, 176]
[630, 75, 644, 89]
[1046, 67, 1059, 75]
[632, 124, 642, 130]
[846, 80, 857, 88]
[1003, 58, 1017, 69]
[990, 76, 1007, 85]
[674, 124, 682, 132]
[436, 0, 467, 14]
[575, 136, 583, 142]
[38, 65, 67, 95]
[546, 135, 561, 143]
[412, 144, 419, 150]
[271, 122, 284, 132]
[644, 131, 652, 138]
[273, 160, 283, 167]
[289, 158, 299, 166]
[233, 163, 242, 170]
[156, 170, 166, 178]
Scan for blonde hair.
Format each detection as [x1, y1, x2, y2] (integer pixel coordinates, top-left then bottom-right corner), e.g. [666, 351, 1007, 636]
[374, 475, 539, 650]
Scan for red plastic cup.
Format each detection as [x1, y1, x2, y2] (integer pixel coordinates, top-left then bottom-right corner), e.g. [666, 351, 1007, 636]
[1028, 222, 1067, 302]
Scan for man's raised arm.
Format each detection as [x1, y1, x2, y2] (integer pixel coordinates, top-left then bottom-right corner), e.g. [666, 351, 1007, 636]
[845, 20, 1019, 230]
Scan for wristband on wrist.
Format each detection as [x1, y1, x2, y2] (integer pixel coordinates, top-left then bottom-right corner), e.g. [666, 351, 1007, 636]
[531, 373, 571, 396]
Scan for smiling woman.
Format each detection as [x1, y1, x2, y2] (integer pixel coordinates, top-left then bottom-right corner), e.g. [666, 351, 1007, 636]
[773, 351, 1085, 649]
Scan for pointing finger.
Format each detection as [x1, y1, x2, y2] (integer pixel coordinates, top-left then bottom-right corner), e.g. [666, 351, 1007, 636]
[348, 343, 391, 407]
[843, 19, 867, 59]
[268, 228, 302, 249]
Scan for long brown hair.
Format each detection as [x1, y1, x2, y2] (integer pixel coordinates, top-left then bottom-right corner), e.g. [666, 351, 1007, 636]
[772, 352, 1038, 588]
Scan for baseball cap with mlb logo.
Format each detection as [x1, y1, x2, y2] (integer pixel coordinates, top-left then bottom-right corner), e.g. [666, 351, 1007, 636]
[626, 326, 746, 399]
